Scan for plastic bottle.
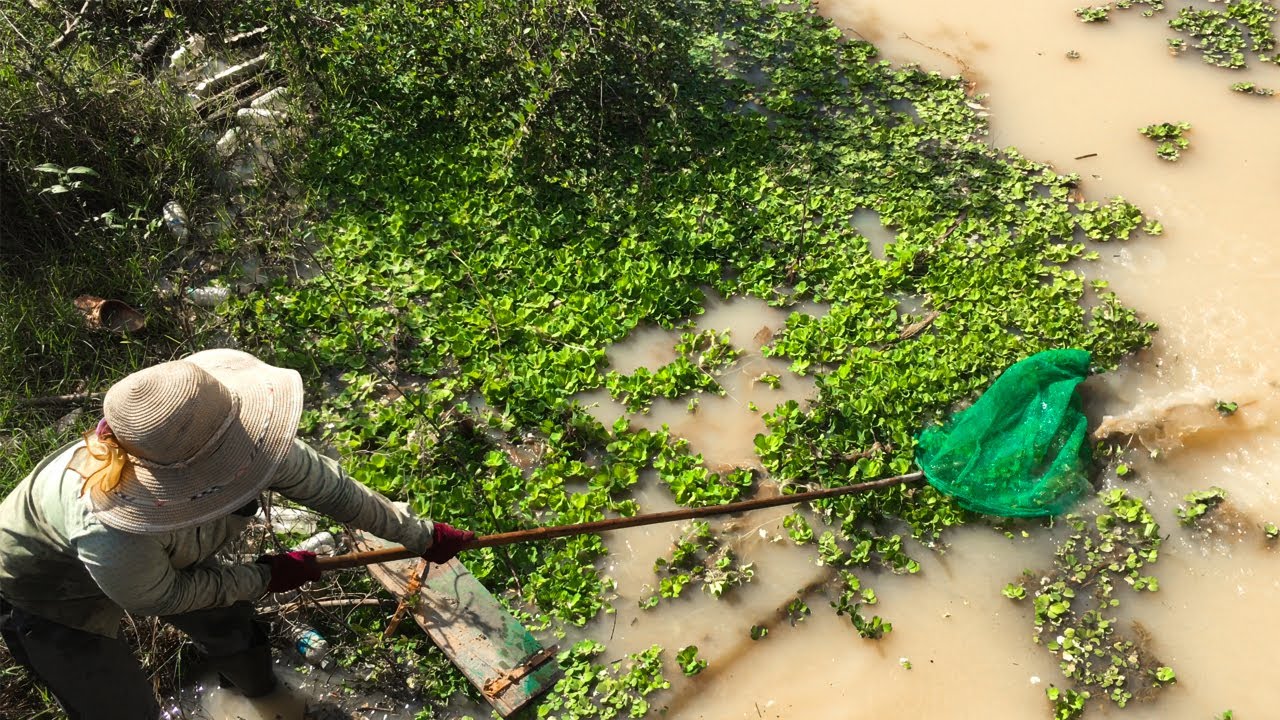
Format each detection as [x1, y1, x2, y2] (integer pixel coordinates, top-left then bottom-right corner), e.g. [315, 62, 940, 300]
[186, 286, 230, 308]
[292, 531, 336, 555]
[292, 626, 333, 668]
[162, 201, 189, 241]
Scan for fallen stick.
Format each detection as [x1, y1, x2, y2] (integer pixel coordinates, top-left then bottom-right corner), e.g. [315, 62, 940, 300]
[261, 597, 394, 614]
[48, 0, 95, 51]
[19, 391, 104, 407]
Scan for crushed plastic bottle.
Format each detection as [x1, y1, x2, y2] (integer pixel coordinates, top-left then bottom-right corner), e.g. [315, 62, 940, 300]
[291, 626, 333, 668]
[215, 127, 241, 157]
[168, 34, 206, 72]
[292, 531, 336, 555]
[250, 87, 288, 111]
[162, 201, 189, 241]
[236, 107, 285, 126]
[186, 286, 230, 308]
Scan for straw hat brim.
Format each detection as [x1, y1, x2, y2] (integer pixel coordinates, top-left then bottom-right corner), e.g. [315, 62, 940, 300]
[91, 349, 304, 533]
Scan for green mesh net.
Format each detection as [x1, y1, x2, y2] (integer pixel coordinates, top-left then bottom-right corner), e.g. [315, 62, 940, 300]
[915, 349, 1092, 518]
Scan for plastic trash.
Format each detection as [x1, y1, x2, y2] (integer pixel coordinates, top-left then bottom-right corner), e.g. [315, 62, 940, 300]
[292, 531, 336, 555]
[72, 295, 145, 333]
[191, 53, 269, 97]
[215, 127, 241, 157]
[250, 87, 288, 111]
[291, 626, 333, 668]
[186, 286, 230, 308]
[162, 201, 189, 241]
[236, 107, 285, 126]
[168, 34, 206, 71]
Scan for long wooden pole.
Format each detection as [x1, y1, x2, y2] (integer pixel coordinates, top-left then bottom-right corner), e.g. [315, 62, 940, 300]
[315, 471, 925, 572]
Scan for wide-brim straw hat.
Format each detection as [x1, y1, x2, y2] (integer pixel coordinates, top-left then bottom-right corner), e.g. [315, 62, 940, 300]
[92, 349, 304, 533]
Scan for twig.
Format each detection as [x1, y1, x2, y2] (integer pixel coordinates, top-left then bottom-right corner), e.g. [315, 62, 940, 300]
[897, 311, 940, 340]
[19, 391, 104, 407]
[898, 32, 972, 75]
[48, 0, 94, 51]
[261, 597, 394, 614]
[382, 559, 428, 638]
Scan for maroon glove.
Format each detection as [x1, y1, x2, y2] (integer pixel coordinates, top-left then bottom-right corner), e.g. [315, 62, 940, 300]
[256, 550, 321, 593]
[423, 522, 476, 564]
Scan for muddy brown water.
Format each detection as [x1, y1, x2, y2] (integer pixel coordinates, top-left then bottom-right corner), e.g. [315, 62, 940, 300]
[186, 2, 1280, 718]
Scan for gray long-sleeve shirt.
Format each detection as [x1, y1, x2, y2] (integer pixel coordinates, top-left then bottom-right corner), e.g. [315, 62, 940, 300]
[0, 438, 434, 636]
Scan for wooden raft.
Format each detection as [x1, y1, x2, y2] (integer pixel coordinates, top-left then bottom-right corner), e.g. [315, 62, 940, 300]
[352, 532, 561, 716]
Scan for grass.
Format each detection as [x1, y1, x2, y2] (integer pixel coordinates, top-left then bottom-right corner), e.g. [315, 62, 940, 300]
[0, 3, 236, 492]
[0, 4, 281, 714]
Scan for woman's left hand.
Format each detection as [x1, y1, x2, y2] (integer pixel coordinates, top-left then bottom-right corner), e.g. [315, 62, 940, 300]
[423, 523, 476, 563]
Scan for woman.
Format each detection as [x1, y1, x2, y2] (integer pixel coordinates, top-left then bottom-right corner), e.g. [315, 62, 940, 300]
[0, 349, 474, 719]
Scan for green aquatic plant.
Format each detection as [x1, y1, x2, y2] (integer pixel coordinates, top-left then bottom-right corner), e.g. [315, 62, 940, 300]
[676, 645, 708, 676]
[1076, 5, 1112, 22]
[1003, 582, 1028, 600]
[537, 641, 669, 720]
[641, 520, 755, 608]
[1047, 686, 1090, 720]
[756, 372, 782, 389]
[1010, 489, 1165, 708]
[1093, 0, 1280, 69]
[830, 570, 893, 638]
[785, 597, 811, 626]
[1175, 486, 1228, 526]
[783, 513, 815, 544]
[1231, 80, 1276, 94]
[1080, 0, 1165, 23]
[1170, 6, 1250, 67]
[1167, 0, 1280, 69]
[1115, 0, 1166, 15]
[605, 330, 741, 412]
[1139, 122, 1192, 161]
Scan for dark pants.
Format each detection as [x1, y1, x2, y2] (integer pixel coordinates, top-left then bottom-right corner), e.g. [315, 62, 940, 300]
[0, 600, 276, 720]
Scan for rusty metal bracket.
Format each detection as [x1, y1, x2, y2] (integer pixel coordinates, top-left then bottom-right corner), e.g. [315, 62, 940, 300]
[481, 645, 560, 699]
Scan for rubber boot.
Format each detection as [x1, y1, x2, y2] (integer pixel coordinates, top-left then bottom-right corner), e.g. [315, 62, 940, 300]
[212, 640, 278, 698]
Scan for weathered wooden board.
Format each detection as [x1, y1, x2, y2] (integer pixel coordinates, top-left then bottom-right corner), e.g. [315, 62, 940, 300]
[352, 532, 561, 716]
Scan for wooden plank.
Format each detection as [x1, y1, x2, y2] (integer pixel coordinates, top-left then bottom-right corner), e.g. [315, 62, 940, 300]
[352, 532, 561, 716]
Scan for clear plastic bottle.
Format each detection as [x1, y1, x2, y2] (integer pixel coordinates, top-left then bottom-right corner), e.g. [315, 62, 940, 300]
[162, 201, 189, 241]
[186, 285, 230, 308]
[292, 626, 333, 668]
[292, 531, 336, 555]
